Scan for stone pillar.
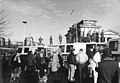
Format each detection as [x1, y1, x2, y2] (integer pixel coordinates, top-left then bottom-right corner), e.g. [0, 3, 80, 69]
[105, 37, 108, 43]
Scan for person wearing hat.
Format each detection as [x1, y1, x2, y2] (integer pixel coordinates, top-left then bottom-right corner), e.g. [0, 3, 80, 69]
[67, 47, 76, 81]
[95, 48, 119, 83]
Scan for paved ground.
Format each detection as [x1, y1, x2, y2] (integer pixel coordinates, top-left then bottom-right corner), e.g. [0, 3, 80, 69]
[2, 67, 69, 83]
[2, 60, 93, 83]
[3, 71, 69, 83]
[3, 68, 93, 83]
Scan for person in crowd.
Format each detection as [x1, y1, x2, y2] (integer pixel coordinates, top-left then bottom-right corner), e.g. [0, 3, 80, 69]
[50, 49, 60, 81]
[87, 48, 96, 59]
[117, 58, 120, 83]
[88, 47, 101, 83]
[9, 52, 15, 68]
[57, 48, 63, 72]
[9, 50, 22, 83]
[10, 50, 21, 70]
[87, 48, 95, 78]
[26, 51, 35, 73]
[95, 48, 119, 83]
[35, 50, 50, 78]
[76, 48, 88, 83]
[67, 47, 76, 81]
[2, 53, 7, 73]
[57, 47, 69, 83]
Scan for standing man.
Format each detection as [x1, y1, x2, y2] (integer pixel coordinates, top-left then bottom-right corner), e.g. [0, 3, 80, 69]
[96, 48, 119, 83]
[58, 34, 62, 44]
[76, 48, 88, 83]
[101, 30, 105, 42]
[67, 47, 76, 81]
[50, 36, 53, 45]
[57, 48, 63, 72]
[38, 36, 43, 46]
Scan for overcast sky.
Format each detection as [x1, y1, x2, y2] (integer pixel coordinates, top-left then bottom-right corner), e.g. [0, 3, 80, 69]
[2, 0, 120, 45]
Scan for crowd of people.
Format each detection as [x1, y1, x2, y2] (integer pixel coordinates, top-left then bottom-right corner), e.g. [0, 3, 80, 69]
[1, 46, 120, 83]
[67, 46, 120, 83]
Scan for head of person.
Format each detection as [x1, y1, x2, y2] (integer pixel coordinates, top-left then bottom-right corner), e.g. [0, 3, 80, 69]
[103, 48, 112, 58]
[40, 52, 44, 57]
[79, 48, 83, 53]
[52, 48, 57, 55]
[28, 50, 32, 55]
[70, 47, 75, 53]
[58, 47, 62, 54]
[95, 46, 100, 52]
[41, 49, 44, 53]
[16, 50, 21, 54]
[90, 48, 93, 52]
[37, 49, 41, 53]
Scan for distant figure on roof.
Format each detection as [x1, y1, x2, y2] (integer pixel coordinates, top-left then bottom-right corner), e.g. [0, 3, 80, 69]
[87, 31, 91, 42]
[39, 36, 43, 46]
[50, 36, 53, 45]
[91, 31, 97, 42]
[58, 34, 62, 44]
[101, 30, 105, 42]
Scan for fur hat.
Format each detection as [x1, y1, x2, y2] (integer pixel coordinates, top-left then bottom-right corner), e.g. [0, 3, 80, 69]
[103, 48, 112, 57]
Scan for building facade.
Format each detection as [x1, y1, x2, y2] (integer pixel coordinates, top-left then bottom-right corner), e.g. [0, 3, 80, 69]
[103, 29, 120, 43]
[65, 20, 120, 43]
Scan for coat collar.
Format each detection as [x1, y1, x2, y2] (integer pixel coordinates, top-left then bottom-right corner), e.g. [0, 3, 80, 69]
[103, 57, 115, 61]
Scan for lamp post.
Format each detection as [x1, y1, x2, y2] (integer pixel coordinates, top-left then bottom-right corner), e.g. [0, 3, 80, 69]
[75, 23, 78, 42]
[71, 9, 78, 42]
[22, 20, 27, 46]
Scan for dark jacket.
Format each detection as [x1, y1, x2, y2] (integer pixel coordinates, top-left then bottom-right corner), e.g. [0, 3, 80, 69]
[58, 53, 63, 67]
[10, 54, 21, 69]
[67, 52, 76, 65]
[96, 57, 119, 83]
[27, 53, 35, 66]
[35, 53, 50, 70]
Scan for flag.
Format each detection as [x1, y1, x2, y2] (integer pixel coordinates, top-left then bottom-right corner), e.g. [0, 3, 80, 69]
[71, 9, 74, 15]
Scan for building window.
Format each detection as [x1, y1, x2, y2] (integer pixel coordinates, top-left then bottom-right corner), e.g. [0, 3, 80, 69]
[107, 38, 112, 42]
[66, 45, 73, 52]
[109, 41, 118, 51]
[18, 48, 22, 53]
[59, 45, 65, 53]
[37, 47, 44, 51]
[24, 48, 29, 53]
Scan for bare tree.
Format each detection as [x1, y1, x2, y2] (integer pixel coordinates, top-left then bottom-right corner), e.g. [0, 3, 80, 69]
[0, 11, 12, 37]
